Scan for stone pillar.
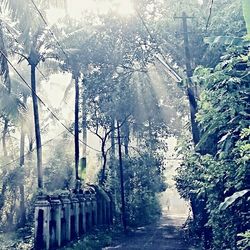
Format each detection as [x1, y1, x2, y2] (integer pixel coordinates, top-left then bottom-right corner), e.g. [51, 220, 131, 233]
[110, 199, 114, 225]
[97, 200, 103, 225]
[85, 196, 92, 230]
[50, 196, 62, 248]
[34, 195, 51, 250]
[106, 200, 110, 225]
[92, 197, 98, 226]
[60, 193, 71, 243]
[77, 193, 86, 234]
[71, 195, 79, 238]
[103, 200, 107, 224]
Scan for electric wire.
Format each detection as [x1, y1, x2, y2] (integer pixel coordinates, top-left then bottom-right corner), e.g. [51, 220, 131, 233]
[0, 50, 101, 152]
[4, 25, 48, 82]
[30, 0, 69, 59]
[135, 8, 182, 82]
[0, 131, 65, 168]
[31, 0, 182, 83]
[12, 2, 181, 151]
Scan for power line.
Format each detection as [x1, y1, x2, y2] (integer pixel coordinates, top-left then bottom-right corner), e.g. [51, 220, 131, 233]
[135, 8, 182, 82]
[0, 50, 101, 152]
[0, 131, 65, 168]
[4, 25, 48, 82]
[30, 0, 69, 59]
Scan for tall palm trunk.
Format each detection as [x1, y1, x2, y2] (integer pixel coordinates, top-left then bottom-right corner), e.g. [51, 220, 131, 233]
[123, 120, 129, 156]
[31, 63, 43, 189]
[19, 124, 25, 225]
[2, 119, 8, 156]
[117, 121, 126, 231]
[81, 80, 87, 179]
[74, 73, 80, 181]
[19, 95, 27, 226]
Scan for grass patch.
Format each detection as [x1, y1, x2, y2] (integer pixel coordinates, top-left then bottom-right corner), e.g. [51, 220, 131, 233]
[63, 226, 121, 250]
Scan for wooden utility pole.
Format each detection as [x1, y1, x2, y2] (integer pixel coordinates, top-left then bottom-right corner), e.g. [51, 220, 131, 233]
[117, 121, 127, 232]
[74, 71, 80, 181]
[80, 79, 87, 180]
[174, 12, 200, 145]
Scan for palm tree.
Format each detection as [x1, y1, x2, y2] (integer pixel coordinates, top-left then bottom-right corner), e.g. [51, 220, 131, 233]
[6, 0, 58, 189]
[0, 17, 11, 157]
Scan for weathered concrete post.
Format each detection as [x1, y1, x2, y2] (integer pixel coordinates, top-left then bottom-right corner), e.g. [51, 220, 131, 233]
[71, 195, 79, 238]
[92, 196, 98, 226]
[85, 196, 92, 230]
[106, 200, 111, 225]
[60, 193, 71, 243]
[34, 195, 51, 250]
[97, 199, 103, 225]
[103, 200, 107, 224]
[77, 192, 86, 234]
[50, 196, 62, 248]
[106, 193, 113, 225]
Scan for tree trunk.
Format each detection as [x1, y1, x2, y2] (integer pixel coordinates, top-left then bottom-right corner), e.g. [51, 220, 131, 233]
[2, 118, 8, 157]
[19, 96, 27, 226]
[0, 177, 7, 212]
[117, 121, 127, 231]
[31, 64, 43, 189]
[148, 118, 154, 154]
[187, 87, 200, 145]
[123, 120, 129, 156]
[111, 119, 116, 160]
[101, 141, 107, 183]
[80, 80, 87, 180]
[74, 74, 80, 180]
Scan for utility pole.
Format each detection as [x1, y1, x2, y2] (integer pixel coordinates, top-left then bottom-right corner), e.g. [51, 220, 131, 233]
[73, 70, 80, 183]
[117, 121, 127, 232]
[174, 12, 200, 145]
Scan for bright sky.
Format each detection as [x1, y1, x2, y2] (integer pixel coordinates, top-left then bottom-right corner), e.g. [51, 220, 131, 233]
[46, 0, 135, 24]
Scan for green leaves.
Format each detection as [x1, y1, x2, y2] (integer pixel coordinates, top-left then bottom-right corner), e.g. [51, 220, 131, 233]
[204, 36, 245, 47]
[177, 43, 250, 248]
[219, 189, 250, 210]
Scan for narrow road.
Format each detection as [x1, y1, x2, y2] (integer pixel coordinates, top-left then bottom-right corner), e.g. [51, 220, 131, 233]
[104, 212, 195, 250]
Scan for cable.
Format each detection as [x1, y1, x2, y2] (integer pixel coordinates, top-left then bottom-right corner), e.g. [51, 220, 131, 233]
[31, 0, 181, 83]
[4, 24, 48, 82]
[30, 0, 69, 59]
[0, 130, 65, 168]
[0, 50, 101, 152]
[135, 8, 183, 82]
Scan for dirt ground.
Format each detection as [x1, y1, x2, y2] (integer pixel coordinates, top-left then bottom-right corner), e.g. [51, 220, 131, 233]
[103, 212, 197, 250]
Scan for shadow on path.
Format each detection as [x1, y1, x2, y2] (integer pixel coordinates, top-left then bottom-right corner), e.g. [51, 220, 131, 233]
[103, 213, 195, 250]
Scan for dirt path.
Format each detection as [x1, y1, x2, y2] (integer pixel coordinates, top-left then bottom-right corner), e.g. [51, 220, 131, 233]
[103, 212, 195, 250]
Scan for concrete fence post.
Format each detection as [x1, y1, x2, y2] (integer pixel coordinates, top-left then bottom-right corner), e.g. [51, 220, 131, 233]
[34, 195, 51, 250]
[60, 193, 71, 243]
[34, 186, 114, 249]
[71, 195, 79, 239]
[77, 193, 86, 234]
[50, 196, 62, 248]
[92, 197, 98, 226]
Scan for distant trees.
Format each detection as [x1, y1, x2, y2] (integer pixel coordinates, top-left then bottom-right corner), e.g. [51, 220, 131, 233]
[2, 0, 248, 239]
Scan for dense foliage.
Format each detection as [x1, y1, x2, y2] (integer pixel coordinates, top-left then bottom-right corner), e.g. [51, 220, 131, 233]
[176, 38, 250, 250]
[0, 0, 249, 249]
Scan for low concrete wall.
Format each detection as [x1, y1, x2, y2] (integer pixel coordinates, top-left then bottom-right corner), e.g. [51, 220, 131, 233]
[34, 186, 112, 250]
